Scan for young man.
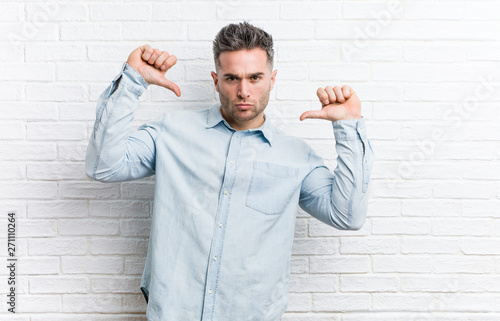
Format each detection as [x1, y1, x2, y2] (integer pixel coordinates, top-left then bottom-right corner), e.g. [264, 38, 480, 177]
[86, 22, 374, 321]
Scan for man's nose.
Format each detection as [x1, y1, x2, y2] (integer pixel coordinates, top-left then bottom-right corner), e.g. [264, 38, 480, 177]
[237, 80, 250, 98]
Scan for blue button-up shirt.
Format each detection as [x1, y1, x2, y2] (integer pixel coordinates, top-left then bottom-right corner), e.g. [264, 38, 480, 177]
[85, 63, 374, 321]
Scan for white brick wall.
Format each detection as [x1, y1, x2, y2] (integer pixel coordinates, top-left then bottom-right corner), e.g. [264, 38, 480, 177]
[1, 0, 500, 319]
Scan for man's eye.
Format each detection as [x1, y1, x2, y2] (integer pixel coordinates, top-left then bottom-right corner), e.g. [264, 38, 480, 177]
[252, 76, 261, 80]
[227, 77, 236, 82]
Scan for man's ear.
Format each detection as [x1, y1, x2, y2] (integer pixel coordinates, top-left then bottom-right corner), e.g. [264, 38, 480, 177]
[211, 71, 219, 92]
[270, 69, 278, 91]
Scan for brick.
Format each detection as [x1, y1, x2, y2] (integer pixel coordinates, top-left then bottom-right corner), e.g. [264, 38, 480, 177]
[59, 182, 120, 200]
[0, 162, 25, 179]
[310, 63, 370, 82]
[17, 295, 62, 313]
[289, 274, 337, 293]
[433, 182, 495, 199]
[57, 63, 121, 82]
[62, 257, 123, 274]
[463, 200, 500, 218]
[59, 219, 120, 236]
[401, 276, 460, 292]
[62, 294, 122, 313]
[281, 2, 340, 20]
[26, 84, 86, 102]
[432, 219, 494, 236]
[58, 143, 88, 161]
[340, 275, 398, 292]
[290, 256, 309, 274]
[90, 4, 151, 21]
[90, 200, 150, 218]
[277, 42, 339, 62]
[435, 256, 494, 274]
[462, 239, 500, 255]
[217, 3, 279, 20]
[152, 2, 216, 21]
[402, 200, 461, 217]
[372, 294, 432, 311]
[27, 122, 87, 141]
[312, 293, 371, 312]
[372, 181, 432, 198]
[19, 219, 57, 237]
[341, 237, 398, 254]
[292, 238, 339, 255]
[29, 276, 90, 294]
[19, 257, 59, 275]
[285, 293, 311, 312]
[120, 219, 151, 237]
[90, 237, 148, 255]
[122, 22, 185, 41]
[404, 43, 466, 62]
[0, 63, 54, 81]
[0, 3, 22, 21]
[402, 237, 460, 254]
[25, 3, 87, 22]
[29, 237, 87, 256]
[91, 276, 140, 293]
[371, 218, 431, 235]
[125, 258, 146, 275]
[0, 83, 23, 101]
[373, 255, 433, 273]
[28, 200, 88, 218]
[0, 181, 57, 199]
[120, 182, 155, 200]
[342, 2, 403, 20]
[60, 23, 121, 41]
[404, 2, 464, 20]
[310, 256, 370, 274]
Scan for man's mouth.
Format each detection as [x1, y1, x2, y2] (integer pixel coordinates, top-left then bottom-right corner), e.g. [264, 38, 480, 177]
[236, 103, 253, 111]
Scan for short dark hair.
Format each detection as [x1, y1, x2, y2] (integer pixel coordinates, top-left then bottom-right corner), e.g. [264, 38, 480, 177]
[212, 21, 274, 69]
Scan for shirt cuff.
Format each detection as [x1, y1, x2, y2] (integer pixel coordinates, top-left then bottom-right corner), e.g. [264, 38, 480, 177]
[111, 62, 149, 96]
[332, 117, 367, 142]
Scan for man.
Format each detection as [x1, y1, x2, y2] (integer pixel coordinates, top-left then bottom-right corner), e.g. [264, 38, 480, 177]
[86, 22, 374, 321]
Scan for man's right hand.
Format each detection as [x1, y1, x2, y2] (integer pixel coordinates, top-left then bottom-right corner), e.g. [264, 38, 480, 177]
[126, 44, 181, 97]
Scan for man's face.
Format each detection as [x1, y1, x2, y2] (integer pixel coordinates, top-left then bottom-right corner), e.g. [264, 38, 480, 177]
[211, 48, 277, 131]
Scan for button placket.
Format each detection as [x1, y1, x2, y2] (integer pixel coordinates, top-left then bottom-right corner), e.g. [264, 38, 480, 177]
[201, 130, 242, 320]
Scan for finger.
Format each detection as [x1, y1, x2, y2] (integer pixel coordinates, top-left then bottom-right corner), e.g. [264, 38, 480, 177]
[333, 86, 345, 103]
[147, 49, 161, 65]
[162, 55, 177, 72]
[325, 86, 337, 104]
[299, 109, 326, 121]
[317, 87, 329, 105]
[342, 85, 353, 99]
[157, 77, 181, 97]
[140, 44, 153, 61]
[154, 51, 170, 69]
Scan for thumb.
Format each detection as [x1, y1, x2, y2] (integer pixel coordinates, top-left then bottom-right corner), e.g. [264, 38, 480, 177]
[156, 77, 181, 97]
[300, 110, 325, 121]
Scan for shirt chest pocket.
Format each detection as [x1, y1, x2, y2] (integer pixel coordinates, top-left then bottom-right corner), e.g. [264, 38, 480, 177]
[245, 161, 300, 215]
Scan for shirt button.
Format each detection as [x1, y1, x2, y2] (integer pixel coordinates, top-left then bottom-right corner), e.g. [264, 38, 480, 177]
[224, 190, 228, 195]
[219, 222, 223, 228]
[208, 289, 212, 294]
[213, 256, 217, 261]
[230, 160, 233, 164]
[364, 159, 367, 163]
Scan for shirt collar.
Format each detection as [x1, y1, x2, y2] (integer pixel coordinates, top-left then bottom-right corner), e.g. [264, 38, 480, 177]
[206, 104, 275, 146]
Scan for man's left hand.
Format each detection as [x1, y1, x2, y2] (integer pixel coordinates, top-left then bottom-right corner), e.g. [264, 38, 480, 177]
[300, 85, 361, 122]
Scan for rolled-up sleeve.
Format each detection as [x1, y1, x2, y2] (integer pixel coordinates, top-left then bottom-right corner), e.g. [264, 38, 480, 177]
[299, 117, 374, 230]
